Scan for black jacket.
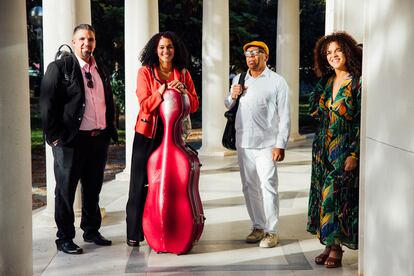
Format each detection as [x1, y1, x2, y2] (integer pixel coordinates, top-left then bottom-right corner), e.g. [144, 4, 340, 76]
[40, 53, 118, 146]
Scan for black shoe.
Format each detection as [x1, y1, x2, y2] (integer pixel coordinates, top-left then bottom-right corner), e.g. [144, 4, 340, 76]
[84, 233, 112, 246]
[127, 239, 140, 247]
[56, 240, 83, 254]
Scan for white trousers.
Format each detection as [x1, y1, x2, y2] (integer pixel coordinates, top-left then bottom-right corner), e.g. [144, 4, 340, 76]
[237, 147, 279, 234]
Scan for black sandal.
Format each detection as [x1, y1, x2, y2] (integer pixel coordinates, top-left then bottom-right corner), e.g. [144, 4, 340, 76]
[126, 239, 140, 247]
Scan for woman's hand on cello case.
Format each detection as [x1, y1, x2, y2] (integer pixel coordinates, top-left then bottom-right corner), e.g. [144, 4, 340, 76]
[157, 82, 167, 95]
[168, 80, 187, 94]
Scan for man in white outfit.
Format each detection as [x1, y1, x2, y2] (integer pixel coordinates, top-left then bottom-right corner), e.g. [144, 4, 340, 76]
[225, 41, 290, 248]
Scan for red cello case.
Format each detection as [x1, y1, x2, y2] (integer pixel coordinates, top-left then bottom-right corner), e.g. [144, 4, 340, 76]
[143, 89, 204, 254]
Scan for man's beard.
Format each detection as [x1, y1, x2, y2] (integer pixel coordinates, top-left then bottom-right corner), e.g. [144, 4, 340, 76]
[82, 50, 92, 58]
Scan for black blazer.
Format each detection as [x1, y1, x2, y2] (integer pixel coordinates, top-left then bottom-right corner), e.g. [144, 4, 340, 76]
[40, 53, 118, 146]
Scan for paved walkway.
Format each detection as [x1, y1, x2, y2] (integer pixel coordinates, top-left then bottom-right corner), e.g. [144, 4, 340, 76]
[32, 140, 358, 275]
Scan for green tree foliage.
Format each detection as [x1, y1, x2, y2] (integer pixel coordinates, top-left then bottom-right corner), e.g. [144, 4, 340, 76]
[158, 0, 203, 128]
[26, 0, 325, 132]
[91, 0, 124, 77]
[157, 0, 278, 109]
[300, 0, 326, 95]
[91, 0, 125, 127]
[299, 0, 325, 133]
[26, 0, 43, 68]
[230, 0, 277, 72]
[159, 0, 203, 74]
[110, 62, 125, 128]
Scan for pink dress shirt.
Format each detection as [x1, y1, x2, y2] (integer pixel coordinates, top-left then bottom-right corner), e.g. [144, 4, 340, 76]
[75, 54, 107, 130]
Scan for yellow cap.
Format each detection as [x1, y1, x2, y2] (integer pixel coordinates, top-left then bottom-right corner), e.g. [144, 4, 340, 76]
[243, 41, 269, 55]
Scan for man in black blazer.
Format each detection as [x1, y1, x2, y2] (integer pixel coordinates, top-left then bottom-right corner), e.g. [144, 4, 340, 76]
[40, 24, 118, 254]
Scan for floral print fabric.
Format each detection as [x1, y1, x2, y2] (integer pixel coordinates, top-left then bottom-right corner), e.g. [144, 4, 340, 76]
[306, 76, 361, 250]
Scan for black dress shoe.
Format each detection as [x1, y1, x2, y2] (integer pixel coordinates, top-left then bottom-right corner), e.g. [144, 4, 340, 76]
[84, 233, 112, 246]
[56, 240, 83, 254]
[126, 239, 140, 247]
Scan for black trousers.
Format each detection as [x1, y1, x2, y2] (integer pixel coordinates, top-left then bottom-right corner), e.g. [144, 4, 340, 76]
[52, 131, 110, 243]
[126, 128, 163, 241]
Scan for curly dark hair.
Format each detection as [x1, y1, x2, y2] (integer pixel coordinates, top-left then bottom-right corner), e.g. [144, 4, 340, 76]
[139, 31, 189, 70]
[313, 31, 362, 78]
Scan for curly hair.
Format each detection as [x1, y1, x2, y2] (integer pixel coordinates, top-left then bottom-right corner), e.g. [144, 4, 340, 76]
[313, 32, 362, 78]
[139, 31, 189, 70]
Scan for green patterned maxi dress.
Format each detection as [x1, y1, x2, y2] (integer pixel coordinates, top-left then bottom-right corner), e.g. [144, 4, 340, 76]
[306, 75, 360, 250]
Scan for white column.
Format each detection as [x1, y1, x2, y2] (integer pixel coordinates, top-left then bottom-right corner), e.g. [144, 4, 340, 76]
[326, 0, 366, 273]
[325, 0, 364, 42]
[276, 0, 303, 141]
[359, 0, 366, 267]
[362, 1, 414, 276]
[325, 0, 339, 35]
[120, 0, 159, 180]
[42, 0, 91, 218]
[75, 0, 91, 24]
[0, 1, 32, 275]
[199, 0, 230, 156]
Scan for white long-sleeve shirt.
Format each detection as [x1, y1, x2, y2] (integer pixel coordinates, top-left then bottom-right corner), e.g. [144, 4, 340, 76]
[224, 67, 291, 149]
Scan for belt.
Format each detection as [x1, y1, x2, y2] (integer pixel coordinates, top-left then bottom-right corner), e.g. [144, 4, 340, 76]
[79, 129, 106, 137]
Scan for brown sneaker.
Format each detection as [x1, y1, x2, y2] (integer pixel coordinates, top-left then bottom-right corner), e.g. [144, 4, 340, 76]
[246, 228, 265, 243]
[259, 233, 278, 248]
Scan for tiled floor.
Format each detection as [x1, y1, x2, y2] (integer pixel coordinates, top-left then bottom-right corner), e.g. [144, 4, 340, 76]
[32, 140, 358, 275]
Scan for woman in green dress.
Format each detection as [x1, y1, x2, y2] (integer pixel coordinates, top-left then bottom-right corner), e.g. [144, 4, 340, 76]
[307, 32, 362, 268]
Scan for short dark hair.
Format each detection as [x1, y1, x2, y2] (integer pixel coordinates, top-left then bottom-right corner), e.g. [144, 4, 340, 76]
[313, 31, 362, 78]
[140, 31, 189, 70]
[73, 24, 95, 35]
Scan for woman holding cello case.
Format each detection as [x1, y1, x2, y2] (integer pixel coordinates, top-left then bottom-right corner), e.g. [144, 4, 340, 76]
[126, 31, 199, 247]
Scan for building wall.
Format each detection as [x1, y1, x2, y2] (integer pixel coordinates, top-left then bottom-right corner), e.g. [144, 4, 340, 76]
[362, 0, 414, 275]
[325, 0, 364, 43]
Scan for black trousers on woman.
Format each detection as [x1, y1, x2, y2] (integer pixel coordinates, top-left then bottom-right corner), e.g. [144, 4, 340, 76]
[126, 125, 163, 242]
